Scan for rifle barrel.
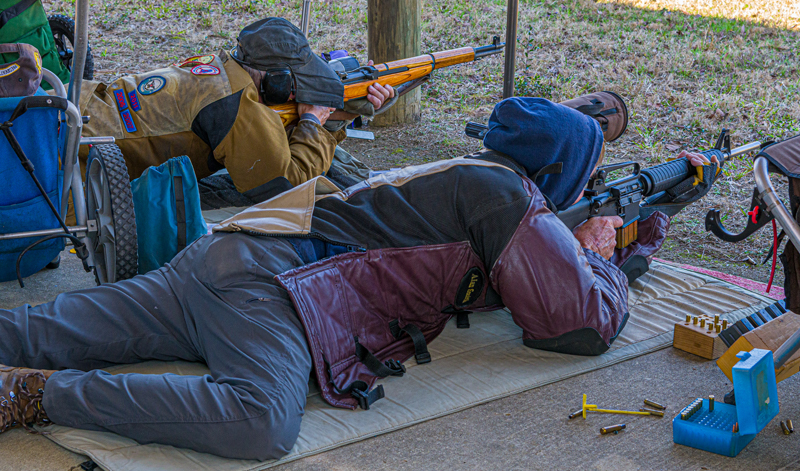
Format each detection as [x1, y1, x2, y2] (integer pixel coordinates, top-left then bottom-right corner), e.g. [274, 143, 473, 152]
[729, 141, 762, 159]
[474, 42, 505, 60]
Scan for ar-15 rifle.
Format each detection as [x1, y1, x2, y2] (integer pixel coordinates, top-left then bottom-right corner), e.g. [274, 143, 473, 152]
[465, 125, 761, 249]
[271, 37, 505, 127]
[555, 130, 761, 248]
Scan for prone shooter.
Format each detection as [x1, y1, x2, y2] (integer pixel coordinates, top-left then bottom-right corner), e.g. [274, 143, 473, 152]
[468, 105, 762, 282]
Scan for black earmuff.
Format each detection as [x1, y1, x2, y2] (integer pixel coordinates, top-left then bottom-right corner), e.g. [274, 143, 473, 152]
[259, 68, 295, 105]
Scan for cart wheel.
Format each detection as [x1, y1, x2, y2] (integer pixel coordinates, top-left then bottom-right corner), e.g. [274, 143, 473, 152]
[85, 144, 137, 284]
[47, 14, 94, 80]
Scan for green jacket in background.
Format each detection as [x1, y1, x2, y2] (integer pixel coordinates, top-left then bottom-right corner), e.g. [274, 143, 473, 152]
[0, 0, 70, 89]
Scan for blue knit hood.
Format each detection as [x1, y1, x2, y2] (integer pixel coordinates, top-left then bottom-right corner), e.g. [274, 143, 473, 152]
[483, 97, 604, 211]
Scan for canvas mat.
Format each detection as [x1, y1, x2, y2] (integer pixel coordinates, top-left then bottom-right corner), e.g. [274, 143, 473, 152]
[35, 255, 773, 471]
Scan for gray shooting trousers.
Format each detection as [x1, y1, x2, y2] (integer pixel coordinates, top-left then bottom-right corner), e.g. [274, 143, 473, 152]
[0, 233, 313, 461]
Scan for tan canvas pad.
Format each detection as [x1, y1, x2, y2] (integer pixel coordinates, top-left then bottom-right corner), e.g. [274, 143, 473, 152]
[38, 261, 773, 471]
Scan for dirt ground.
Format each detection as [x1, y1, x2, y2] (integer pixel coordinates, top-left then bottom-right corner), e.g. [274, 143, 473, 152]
[43, 0, 800, 284]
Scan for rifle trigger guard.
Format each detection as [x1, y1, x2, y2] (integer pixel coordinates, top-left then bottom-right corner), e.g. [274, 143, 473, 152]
[705, 189, 774, 242]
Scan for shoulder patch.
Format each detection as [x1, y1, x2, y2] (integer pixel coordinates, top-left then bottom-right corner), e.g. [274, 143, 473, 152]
[191, 64, 220, 76]
[181, 54, 215, 66]
[137, 75, 166, 95]
[120, 109, 137, 133]
[113, 89, 128, 111]
[128, 89, 141, 111]
[455, 267, 485, 308]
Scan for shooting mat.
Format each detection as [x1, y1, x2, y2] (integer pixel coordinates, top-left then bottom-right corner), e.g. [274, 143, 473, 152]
[33, 252, 772, 470]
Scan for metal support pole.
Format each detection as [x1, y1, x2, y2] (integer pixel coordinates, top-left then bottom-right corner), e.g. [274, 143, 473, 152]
[301, 0, 312, 36]
[753, 156, 800, 369]
[502, 0, 519, 99]
[69, 0, 89, 106]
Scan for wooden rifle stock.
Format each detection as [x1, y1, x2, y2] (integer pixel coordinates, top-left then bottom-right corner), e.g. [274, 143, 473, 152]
[271, 38, 504, 127]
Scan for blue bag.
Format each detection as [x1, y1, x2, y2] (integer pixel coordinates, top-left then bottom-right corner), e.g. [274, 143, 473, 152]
[0, 90, 66, 282]
[131, 156, 207, 274]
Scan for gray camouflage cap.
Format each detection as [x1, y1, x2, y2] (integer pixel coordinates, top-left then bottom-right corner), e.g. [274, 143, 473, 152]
[0, 43, 43, 98]
[230, 17, 344, 109]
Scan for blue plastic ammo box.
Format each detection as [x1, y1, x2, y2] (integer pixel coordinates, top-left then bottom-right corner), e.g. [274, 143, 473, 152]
[672, 348, 779, 457]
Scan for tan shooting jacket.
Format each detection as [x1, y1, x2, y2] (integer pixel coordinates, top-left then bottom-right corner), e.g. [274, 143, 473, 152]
[79, 50, 340, 192]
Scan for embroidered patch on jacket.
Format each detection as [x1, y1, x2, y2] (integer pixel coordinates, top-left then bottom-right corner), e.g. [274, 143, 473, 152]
[137, 76, 166, 95]
[190, 64, 220, 76]
[120, 109, 137, 133]
[113, 89, 128, 111]
[455, 267, 485, 308]
[180, 54, 215, 67]
[0, 64, 20, 77]
[128, 90, 141, 111]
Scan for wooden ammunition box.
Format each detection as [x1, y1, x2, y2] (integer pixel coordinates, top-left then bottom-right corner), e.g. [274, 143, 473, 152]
[716, 313, 800, 383]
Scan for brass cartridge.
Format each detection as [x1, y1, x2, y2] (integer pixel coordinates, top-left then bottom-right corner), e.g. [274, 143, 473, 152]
[640, 408, 664, 417]
[600, 424, 626, 435]
[788, 419, 794, 433]
[643, 399, 666, 410]
[782, 421, 791, 435]
[708, 395, 715, 413]
[568, 409, 583, 420]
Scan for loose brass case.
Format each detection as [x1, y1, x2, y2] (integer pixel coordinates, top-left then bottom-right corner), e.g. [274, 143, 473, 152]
[568, 409, 583, 419]
[640, 408, 664, 417]
[782, 421, 791, 435]
[788, 419, 794, 433]
[600, 423, 626, 435]
[643, 399, 666, 410]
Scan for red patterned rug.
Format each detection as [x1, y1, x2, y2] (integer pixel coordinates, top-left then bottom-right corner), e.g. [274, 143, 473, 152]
[655, 258, 785, 300]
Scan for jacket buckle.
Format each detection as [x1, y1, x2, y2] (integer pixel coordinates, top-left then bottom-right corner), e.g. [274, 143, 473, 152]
[415, 351, 432, 365]
[385, 358, 406, 376]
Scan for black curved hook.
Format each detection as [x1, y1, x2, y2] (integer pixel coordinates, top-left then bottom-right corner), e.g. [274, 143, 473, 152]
[705, 188, 774, 242]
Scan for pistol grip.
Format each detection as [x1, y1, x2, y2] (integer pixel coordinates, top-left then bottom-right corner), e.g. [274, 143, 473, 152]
[615, 221, 638, 249]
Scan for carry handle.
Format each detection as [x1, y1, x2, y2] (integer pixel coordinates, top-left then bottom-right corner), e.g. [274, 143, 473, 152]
[8, 96, 69, 122]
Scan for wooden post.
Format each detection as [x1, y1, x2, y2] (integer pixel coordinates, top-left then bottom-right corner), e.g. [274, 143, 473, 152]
[367, 0, 421, 126]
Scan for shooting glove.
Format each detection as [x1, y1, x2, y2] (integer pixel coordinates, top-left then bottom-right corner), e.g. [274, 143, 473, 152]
[640, 161, 721, 219]
[610, 211, 670, 284]
[669, 161, 720, 204]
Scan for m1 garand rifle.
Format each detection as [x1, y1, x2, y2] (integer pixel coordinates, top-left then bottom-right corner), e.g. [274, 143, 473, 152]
[271, 37, 505, 127]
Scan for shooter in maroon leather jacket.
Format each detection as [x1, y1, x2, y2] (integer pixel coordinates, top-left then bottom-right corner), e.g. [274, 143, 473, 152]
[0, 98, 691, 460]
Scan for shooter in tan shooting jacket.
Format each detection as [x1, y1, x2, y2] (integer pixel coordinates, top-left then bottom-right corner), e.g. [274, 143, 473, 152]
[78, 17, 393, 200]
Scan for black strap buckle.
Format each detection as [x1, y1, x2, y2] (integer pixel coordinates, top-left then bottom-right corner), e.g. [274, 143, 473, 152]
[415, 351, 432, 364]
[351, 384, 385, 411]
[385, 358, 407, 376]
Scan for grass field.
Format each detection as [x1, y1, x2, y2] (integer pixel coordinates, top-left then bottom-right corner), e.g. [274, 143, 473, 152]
[44, 0, 800, 284]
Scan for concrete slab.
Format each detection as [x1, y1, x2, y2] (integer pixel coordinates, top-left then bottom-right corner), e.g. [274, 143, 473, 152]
[0, 252, 96, 307]
[274, 347, 800, 471]
[3, 256, 800, 470]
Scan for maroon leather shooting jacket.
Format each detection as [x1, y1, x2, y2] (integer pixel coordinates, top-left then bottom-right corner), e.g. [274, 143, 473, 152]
[214, 156, 668, 410]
